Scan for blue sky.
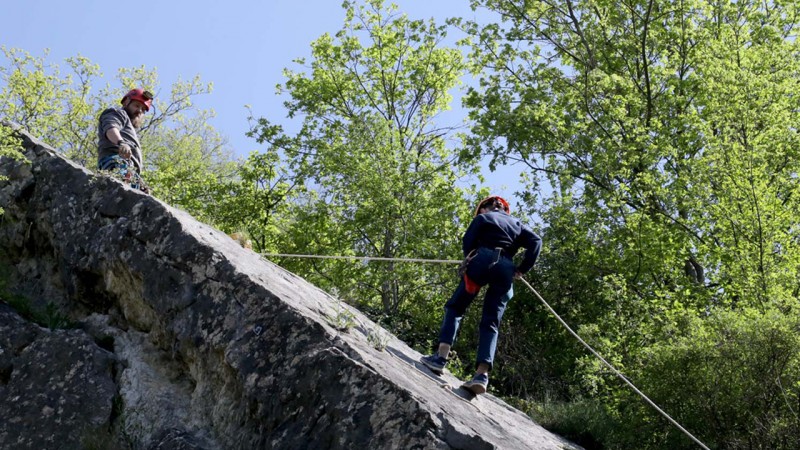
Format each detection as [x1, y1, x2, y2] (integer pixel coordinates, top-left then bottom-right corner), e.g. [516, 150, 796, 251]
[1, 0, 526, 202]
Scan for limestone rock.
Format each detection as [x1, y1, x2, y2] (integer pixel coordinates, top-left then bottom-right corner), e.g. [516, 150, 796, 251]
[0, 124, 581, 449]
[0, 304, 117, 450]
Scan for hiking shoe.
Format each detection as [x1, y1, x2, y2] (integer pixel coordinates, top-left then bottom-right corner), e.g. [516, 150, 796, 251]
[461, 373, 489, 395]
[420, 353, 447, 375]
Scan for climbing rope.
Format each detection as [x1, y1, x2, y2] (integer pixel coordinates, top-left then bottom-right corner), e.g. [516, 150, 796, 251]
[517, 277, 710, 450]
[260, 251, 710, 450]
[97, 155, 150, 193]
[261, 252, 460, 265]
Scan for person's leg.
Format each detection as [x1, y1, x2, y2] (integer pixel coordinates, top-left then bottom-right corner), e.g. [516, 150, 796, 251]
[475, 256, 516, 371]
[423, 249, 492, 375]
[475, 281, 513, 371]
[462, 270, 513, 394]
[436, 248, 494, 357]
[437, 279, 479, 352]
[422, 279, 479, 374]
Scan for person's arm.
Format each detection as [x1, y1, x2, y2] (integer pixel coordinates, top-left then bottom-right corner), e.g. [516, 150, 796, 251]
[104, 128, 132, 159]
[105, 127, 122, 145]
[515, 226, 542, 275]
[461, 215, 484, 257]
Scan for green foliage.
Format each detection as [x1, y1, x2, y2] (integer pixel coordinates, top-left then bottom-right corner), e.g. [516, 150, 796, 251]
[7, 4, 799, 447]
[248, 0, 477, 352]
[0, 279, 72, 330]
[0, 47, 237, 220]
[0, 122, 24, 160]
[462, 0, 800, 306]
[0, 47, 100, 161]
[461, 0, 800, 447]
[206, 149, 304, 252]
[327, 296, 358, 332]
[619, 308, 800, 449]
[515, 396, 614, 450]
[366, 325, 389, 351]
[0, 123, 26, 215]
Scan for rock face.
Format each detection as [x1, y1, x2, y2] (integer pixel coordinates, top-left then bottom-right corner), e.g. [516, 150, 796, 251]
[0, 304, 117, 449]
[0, 125, 580, 449]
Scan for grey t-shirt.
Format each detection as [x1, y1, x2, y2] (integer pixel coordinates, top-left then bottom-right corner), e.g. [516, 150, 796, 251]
[97, 107, 143, 171]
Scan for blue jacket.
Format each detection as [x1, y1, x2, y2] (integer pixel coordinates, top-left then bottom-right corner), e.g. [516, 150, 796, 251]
[462, 210, 542, 274]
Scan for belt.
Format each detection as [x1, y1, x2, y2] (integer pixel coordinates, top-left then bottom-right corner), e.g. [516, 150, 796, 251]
[481, 247, 512, 259]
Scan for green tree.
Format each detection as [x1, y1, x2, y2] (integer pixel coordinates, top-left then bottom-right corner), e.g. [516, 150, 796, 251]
[206, 148, 305, 252]
[0, 48, 237, 221]
[133, 73, 237, 221]
[0, 47, 100, 163]
[249, 0, 475, 345]
[459, 0, 800, 447]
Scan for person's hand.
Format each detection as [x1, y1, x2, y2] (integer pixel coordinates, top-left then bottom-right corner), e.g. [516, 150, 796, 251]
[514, 270, 523, 280]
[118, 142, 132, 160]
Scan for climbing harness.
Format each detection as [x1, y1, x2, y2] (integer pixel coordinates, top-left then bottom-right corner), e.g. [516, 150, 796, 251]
[458, 249, 476, 277]
[487, 247, 504, 269]
[98, 155, 150, 193]
[261, 250, 710, 449]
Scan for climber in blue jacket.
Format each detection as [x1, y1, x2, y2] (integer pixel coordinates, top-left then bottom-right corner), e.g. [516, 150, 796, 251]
[421, 195, 541, 395]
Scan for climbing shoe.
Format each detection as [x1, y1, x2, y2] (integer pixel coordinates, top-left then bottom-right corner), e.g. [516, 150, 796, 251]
[420, 353, 448, 375]
[461, 373, 489, 395]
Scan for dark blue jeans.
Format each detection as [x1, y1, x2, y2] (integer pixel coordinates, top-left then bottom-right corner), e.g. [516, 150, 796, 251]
[437, 247, 515, 371]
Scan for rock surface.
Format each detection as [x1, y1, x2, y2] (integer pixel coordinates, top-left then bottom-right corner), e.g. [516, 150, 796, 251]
[0, 124, 580, 449]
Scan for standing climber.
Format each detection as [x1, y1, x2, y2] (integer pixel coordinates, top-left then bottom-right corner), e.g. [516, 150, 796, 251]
[421, 195, 542, 395]
[96, 88, 153, 192]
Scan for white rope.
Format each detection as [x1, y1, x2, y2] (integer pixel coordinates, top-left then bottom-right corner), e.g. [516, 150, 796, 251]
[261, 252, 461, 264]
[518, 278, 710, 450]
[261, 251, 710, 449]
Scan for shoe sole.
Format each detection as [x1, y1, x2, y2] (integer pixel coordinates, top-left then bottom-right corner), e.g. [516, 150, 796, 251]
[462, 382, 487, 395]
[420, 358, 444, 375]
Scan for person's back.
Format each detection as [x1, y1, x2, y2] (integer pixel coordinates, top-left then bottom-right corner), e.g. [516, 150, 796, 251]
[462, 209, 540, 274]
[421, 196, 542, 394]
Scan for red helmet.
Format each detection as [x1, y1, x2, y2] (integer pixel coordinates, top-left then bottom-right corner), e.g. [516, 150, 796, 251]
[474, 195, 510, 216]
[121, 88, 153, 111]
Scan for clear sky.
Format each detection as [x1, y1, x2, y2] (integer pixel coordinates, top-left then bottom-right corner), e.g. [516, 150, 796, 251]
[1, 0, 525, 202]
